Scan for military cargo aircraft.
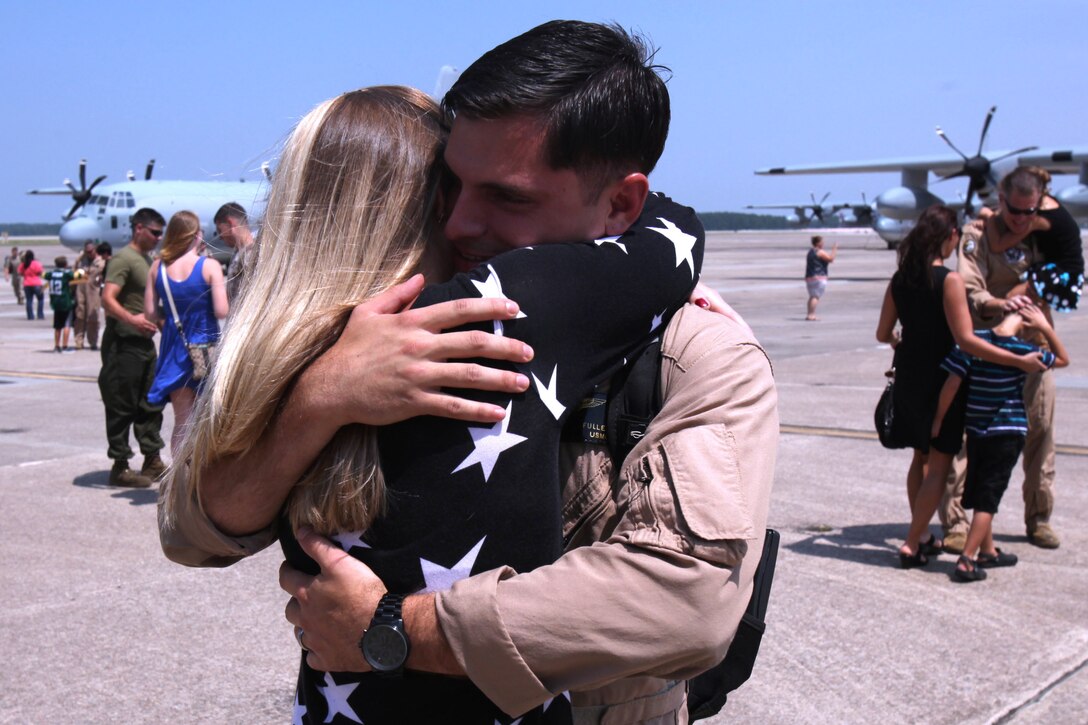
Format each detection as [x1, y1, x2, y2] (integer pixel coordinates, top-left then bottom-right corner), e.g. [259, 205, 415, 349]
[28, 159, 267, 254]
[754, 107, 1088, 248]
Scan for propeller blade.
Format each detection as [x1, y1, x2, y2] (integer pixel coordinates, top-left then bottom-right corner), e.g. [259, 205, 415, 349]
[78, 159, 87, 190]
[145, 159, 156, 181]
[988, 145, 1039, 165]
[936, 169, 969, 182]
[976, 105, 997, 156]
[819, 191, 830, 205]
[87, 175, 107, 194]
[65, 201, 81, 221]
[935, 126, 969, 160]
[64, 180, 77, 194]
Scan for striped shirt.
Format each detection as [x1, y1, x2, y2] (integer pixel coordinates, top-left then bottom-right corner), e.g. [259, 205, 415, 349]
[941, 331, 1055, 437]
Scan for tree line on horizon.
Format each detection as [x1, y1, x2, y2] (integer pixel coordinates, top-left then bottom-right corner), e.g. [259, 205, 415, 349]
[4, 210, 833, 238]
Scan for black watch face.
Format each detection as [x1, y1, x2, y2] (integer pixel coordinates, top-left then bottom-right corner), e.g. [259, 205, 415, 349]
[364, 624, 408, 671]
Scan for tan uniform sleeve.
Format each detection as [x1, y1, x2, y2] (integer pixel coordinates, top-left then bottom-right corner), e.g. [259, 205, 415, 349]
[157, 461, 278, 568]
[435, 306, 778, 717]
[957, 224, 998, 323]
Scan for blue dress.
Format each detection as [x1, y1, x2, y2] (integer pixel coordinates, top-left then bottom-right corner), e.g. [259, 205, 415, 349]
[148, 256, 220, 405]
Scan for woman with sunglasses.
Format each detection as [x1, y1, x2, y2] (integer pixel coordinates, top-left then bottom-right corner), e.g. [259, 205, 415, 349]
[986, 166, 1084, 312]
[876, 205, 1046, 568]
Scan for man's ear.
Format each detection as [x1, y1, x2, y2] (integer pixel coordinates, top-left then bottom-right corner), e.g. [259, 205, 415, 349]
[603, 173, 650, 237]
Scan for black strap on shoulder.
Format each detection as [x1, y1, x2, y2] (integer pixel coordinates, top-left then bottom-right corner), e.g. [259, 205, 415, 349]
[689, 529, 780, 721]
[605, 339, 662, 464]
[604, 339, 779, 720]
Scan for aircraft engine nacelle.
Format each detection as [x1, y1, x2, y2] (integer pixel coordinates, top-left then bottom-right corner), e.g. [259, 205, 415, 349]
[786, 209, 809, 227]
[875, 186, 944, 221]
[1057, 184, 1088, 220]
[872, 212, 914, 249]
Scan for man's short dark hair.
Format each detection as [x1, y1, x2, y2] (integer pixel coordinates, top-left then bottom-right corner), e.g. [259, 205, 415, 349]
[443, 20, 670, 196]
[214, 202, 248, 225]
[96, 242, 112, 257]
[131, 207, 165, 230]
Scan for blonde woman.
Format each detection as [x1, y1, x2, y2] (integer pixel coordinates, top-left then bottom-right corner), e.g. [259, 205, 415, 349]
[162, 86, 701, 722]
[144, 211, 227, 456]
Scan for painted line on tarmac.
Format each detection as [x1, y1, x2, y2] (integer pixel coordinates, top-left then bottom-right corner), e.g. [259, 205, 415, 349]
[0, 370, 96, 383]
[780, 423, 1088, 457]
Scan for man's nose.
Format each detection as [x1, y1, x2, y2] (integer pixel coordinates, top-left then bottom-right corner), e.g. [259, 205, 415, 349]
[443, 192, 486, 242]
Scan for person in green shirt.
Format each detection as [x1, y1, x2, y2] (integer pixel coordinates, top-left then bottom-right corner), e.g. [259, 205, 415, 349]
[98, 207, 167, 488]
[44, 255, 75, 352]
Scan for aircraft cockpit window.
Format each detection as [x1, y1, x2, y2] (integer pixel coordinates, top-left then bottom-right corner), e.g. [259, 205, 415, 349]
[127, 197, 135, 208]
[108, 197, 116, 207]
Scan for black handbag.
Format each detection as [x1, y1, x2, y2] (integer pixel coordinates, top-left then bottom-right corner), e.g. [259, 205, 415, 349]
[874, 367, 896, 448]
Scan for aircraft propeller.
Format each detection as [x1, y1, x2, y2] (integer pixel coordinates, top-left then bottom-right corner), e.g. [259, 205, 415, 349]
[809, 191, 831, 220]
[934, 106, 1037, 214]
[62, 159, 108, 221]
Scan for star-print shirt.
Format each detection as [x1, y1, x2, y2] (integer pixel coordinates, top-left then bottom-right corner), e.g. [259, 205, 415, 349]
[281, 192, 705, 724]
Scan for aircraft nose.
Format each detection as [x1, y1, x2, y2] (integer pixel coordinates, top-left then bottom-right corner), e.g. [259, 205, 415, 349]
[59, 217, 100, 247]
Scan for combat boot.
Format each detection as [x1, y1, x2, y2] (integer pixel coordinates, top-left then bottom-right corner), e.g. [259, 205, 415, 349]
[109, 460, 152, 489]
[1028, 522, 1060, 549]
[141, 452, 168, 481]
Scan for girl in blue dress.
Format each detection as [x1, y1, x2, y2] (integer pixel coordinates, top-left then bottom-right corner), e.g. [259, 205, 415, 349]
[145, 211, 228, 455]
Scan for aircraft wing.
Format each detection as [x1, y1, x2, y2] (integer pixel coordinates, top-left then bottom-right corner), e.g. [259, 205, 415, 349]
[755, 154, 985, 176]
[745, 204, 812, 210]
[1018, 146, 1088, 174]
[26, 187, 74, 196]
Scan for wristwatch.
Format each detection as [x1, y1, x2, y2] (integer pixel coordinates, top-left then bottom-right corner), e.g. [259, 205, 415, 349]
[359, 593, 410, 675]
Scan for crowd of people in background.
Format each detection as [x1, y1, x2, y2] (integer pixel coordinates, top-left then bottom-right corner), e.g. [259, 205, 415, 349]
[6, 203, 246, 489]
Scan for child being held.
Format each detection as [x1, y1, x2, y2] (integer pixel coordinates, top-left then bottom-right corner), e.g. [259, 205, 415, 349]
[984, 167, 1084, 311]
[931, 304, 1070, 582]
[43, 255, 75, 353]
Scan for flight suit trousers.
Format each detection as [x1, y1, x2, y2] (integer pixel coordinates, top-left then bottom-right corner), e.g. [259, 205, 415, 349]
[940, 368, 1056, 535]
[98, 328, 164, 463]
[74, 286, 101, 349]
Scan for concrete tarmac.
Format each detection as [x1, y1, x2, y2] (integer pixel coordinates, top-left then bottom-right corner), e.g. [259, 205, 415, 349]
[1, 232, 1086, 724]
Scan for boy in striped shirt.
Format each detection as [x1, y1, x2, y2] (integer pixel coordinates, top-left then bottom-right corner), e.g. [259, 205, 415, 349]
[932, 304, 1069, 582]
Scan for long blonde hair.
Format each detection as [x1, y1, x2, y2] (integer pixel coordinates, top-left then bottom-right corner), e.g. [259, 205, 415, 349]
[171, 86, 447, 535]
[160, 211, 201, 264]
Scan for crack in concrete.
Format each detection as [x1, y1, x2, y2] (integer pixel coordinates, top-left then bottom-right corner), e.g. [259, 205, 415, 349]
[990, 656, 1088, 724]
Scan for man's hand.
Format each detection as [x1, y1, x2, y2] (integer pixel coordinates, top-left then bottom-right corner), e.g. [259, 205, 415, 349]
[281, 528, 384, 673]
[689, 281, 752, 334]
[306, 274, 534, 427]
[130, 312, 159, 336]
[1000, 294, 1033, 314]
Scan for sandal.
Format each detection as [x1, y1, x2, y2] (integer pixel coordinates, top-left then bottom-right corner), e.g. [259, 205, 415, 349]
[919, 534, 943, 557]
[977, 548, 1018, 568]
[953, 555, 988, 582]
[898, 549, 928, 569]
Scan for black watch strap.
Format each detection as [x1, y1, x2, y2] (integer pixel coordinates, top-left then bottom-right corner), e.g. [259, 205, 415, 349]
[372, 593, 405, 624]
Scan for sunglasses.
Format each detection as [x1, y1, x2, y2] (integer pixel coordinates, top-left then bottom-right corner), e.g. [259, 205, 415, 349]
[1003, 198, 1039, 216]
[146, 227, 165, 238]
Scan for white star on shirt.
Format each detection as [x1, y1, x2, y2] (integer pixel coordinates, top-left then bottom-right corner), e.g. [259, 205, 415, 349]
[532, 364, 566, 420]
[318, 672, 361, 724]
[332, 531, 371, 552]
[452, 402, 527, 482]
[420, 537, 486, 592]
[471, 264, 527, 336]
[650, 310, 665, 332]
[648, 217, 696, 277]
[544, 691, 572, 710]
[594, 235, 628, 254]
[292, 693, 306, 725]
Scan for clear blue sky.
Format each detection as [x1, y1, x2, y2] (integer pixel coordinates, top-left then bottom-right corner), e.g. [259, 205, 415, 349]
[3, 1, 1086, 222]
